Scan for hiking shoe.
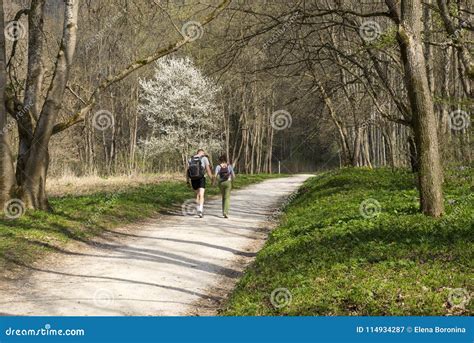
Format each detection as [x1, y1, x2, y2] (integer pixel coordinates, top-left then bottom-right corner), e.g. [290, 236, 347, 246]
[223, 214, 228, 218]
[198, 211, 203, 218]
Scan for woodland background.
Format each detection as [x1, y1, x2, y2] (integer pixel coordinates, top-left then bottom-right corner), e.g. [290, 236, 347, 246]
[0, 0, 472, 215]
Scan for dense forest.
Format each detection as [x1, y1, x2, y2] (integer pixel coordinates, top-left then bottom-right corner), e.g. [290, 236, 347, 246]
[0, 0, 472, 216]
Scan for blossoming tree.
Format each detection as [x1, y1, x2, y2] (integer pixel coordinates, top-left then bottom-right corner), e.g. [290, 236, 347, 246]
[138, 57, 222, 167]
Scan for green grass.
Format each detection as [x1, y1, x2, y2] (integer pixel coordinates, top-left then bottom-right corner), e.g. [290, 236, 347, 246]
[0, 173, 285, 275]
[222, 167, 473, 316]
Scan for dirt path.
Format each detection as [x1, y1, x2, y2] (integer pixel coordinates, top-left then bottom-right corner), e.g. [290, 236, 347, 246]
[0, 175, 311, 316]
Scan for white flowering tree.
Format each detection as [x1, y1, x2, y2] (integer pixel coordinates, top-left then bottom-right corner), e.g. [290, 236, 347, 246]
[138, 57, 222, 167]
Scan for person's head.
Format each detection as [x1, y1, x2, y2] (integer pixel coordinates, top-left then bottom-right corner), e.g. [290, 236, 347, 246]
[218, 154, 228, 164]
[196, 149, 205, 156]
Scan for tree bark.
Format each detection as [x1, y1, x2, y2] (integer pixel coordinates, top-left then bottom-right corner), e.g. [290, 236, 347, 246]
[0, 0, 16, 205]
[20, 0, 79, 210]
[397, 0, 444, 216]
[423, 0, 435, 94]
[352, 126, 362, 166]
[15, 0, 46, 187]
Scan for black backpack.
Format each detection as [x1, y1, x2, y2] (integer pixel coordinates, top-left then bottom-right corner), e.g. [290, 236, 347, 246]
[219, 165, 230, 181]
[188, 156, 205, 180]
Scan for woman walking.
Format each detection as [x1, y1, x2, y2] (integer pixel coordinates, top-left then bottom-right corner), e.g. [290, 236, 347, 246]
[214, 155, 235, 218]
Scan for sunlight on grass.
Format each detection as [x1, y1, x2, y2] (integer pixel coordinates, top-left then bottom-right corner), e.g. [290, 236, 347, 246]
[222, 168, 473, 316]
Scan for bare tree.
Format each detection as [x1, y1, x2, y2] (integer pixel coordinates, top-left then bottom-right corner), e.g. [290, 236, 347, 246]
[0, 0, 230, 210]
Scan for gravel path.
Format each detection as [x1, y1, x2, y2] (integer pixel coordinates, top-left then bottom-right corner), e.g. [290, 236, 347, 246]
[0, 175, 311, 316]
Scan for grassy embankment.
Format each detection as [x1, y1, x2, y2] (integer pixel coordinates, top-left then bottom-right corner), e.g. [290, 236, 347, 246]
[0, 173, 285, 275]
[222, 167, 473, 315]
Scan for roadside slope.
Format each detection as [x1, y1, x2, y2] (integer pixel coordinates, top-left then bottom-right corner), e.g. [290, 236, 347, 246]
[222, 168, 473, 316]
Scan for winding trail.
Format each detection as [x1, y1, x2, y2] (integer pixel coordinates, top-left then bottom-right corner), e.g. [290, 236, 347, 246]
[0, 175, 311, 316]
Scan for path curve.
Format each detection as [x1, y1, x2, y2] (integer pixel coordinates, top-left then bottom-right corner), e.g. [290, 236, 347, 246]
[0, 175, 311, 316]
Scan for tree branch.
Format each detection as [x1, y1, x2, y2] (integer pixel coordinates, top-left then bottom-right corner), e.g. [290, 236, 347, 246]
[52, 0, 231, 135]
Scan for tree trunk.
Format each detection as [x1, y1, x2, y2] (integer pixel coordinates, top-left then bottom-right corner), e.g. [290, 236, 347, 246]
[0, 0, 16, 205]
[362, 130, 373, 168]
[16, 0, 46, 187]
[423, 0, 435, 94]
[316, 80, 352, 166]
[352, 126, 362, 166]
[397, 0, 444, 216]
[20, 0, 79, 210]
[129, 86, 139, 174]
[19, 150, 50, 210]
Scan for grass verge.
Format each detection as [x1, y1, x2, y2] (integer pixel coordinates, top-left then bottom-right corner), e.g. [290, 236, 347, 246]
[221, 167, 473, 315]
[0, 173, 286, 276]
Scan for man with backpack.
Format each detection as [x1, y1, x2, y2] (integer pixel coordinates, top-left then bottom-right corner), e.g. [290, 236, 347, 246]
[187, 149, 213, 218]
